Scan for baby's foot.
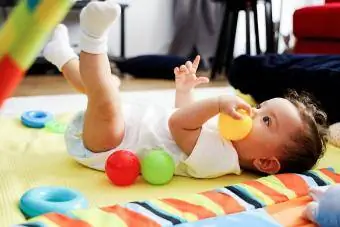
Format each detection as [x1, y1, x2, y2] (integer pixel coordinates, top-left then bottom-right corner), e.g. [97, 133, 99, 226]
[80, 0, 121, 54]
[43, 24, 77, 71]
[80, 0, 121, 39]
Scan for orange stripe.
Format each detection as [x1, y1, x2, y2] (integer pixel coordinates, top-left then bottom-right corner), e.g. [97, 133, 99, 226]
[265, 196, 315, 227]
[102, 205, 160, 227]
[275, 174, 309, 196]
[200, 191, 245, 214]
[320, 169, 340, 183]
[45, 213, 91, 227]
[162, 198, 215, 219]
[243, 180, 289, 203]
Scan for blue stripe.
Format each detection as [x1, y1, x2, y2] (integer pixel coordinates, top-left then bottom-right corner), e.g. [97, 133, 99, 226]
[297, 174, 319, 188]
[131, 201, 185, 225]
[216, 188, 255, 210]
[143, 201, 188, 224]
[301, 172, 327, 186]
[124, 202, 172, 226]
[176, 208, 282, 227]
[226, 185, 264, 209]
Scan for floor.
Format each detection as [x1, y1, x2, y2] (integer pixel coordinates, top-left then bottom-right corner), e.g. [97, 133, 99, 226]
[13, 72, 228, 97]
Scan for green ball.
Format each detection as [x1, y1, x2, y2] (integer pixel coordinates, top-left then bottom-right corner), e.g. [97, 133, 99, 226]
[141, 149, 175, 185]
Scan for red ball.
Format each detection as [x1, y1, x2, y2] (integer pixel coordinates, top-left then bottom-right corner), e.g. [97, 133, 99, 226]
[105, 150, 140, 186]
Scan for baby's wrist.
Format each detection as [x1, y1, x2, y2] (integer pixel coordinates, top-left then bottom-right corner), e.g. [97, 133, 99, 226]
[176, 88, 194, 93]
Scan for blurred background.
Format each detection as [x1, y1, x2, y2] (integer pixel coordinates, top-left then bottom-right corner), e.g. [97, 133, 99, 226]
[0, 0, 324, 95]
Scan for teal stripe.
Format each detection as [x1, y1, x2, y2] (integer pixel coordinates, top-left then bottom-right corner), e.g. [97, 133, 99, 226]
[310, 170, 333, 184]
[144, 201, 187, 223]
[27, 0, 41, 11]
[124, 202, 172, 226]
[233, 185, 266, 207]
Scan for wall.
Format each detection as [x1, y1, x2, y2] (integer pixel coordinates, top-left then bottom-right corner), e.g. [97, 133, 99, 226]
[0, 0, 325, 60]
[64, 0, 174, 58]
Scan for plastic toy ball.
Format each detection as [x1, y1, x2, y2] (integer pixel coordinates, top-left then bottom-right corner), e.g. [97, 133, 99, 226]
[105, 150, 141, 186]
[141, 148, 175, 185]
[218, 109, 253, 141]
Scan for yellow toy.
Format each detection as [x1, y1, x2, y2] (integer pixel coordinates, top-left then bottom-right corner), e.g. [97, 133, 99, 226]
[218, 109, 253, 141]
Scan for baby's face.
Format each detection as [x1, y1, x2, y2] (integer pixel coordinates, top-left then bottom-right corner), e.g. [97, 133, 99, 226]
[233, 98, 304, 173]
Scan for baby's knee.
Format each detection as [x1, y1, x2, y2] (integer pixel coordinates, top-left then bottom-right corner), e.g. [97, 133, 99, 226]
[87, 99, 119, 121]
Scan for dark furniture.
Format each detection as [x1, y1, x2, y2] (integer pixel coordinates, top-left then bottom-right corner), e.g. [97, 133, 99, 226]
[229, 54, 340, 124]
[211, 0, 275, 79]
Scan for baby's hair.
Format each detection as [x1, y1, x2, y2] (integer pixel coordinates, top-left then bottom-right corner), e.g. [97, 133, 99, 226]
[279, 90, 329, 173]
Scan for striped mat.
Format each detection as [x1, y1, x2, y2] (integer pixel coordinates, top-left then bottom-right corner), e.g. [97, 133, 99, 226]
[21, 168, 339, 226]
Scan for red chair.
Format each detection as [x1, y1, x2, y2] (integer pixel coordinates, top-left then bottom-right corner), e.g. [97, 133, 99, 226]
[293, 0, 340, 54]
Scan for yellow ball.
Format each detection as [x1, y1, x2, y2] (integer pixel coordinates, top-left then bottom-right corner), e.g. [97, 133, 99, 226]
[218, 110, 253, 141]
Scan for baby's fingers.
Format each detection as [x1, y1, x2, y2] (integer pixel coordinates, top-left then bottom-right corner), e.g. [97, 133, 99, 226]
[192, 55, 200, 71]
[185, 61, 193, 71]
[195, 77, 209, 85]
[180, 65, 189, 74]
[237, 102, 252, 116]
[229, 108, 243, 120]
[174, 67, 180, 76]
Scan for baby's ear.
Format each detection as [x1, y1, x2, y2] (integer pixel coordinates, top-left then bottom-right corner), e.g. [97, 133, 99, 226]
[253, 157, 281, 175]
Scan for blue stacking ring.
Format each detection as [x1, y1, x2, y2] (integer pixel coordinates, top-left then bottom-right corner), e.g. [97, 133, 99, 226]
[21, 111, 53, 128]
[19, 186, 89, 218]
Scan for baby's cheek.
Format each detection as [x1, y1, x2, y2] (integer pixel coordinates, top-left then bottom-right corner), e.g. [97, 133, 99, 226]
[248, 120, 261, 138]
[246, 122, 275, 156]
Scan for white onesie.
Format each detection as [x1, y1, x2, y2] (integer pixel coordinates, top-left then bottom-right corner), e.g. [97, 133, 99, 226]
[65, 103, 241, 178]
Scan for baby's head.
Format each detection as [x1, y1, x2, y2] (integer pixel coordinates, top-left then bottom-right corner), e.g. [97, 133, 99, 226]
[233, 91, 328, 175]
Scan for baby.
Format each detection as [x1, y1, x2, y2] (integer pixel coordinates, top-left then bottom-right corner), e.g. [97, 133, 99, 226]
[43, 0, 328, 178]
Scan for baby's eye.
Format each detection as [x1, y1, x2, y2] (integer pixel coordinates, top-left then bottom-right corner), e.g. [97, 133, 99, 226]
[255, 104, 261, 109]
[263, 116, 271, 126]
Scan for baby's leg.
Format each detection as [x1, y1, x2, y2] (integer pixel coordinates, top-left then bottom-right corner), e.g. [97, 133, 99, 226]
[43, 24, 120, 94]
[62, 59, 85, 93]
[79, 0, 123, 152]
[43, 24, 85, 93]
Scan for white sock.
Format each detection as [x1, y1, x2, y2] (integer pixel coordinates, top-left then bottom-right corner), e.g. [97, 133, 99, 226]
[43, 24, 78, 71]
[80, 0, 121, 54]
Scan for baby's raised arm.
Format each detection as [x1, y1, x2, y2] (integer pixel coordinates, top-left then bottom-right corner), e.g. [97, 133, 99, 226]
[169, 95, 252, 155]
[174, 55, 209, 108]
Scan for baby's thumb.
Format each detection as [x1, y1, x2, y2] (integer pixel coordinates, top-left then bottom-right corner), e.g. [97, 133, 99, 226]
[196, 77, 209, 85]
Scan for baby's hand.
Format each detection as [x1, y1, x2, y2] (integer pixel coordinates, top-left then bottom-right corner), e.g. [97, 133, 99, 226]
[174, 55, 209, 92]
[218, 95, 252, 119]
